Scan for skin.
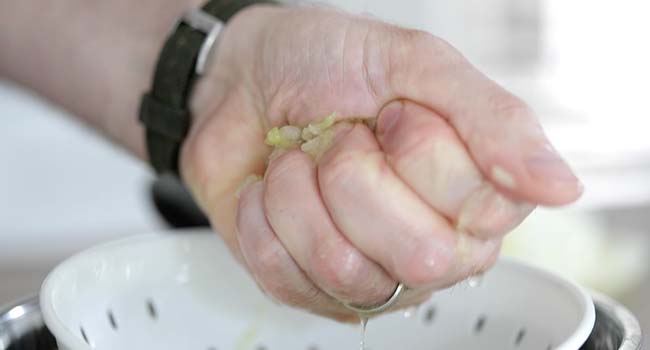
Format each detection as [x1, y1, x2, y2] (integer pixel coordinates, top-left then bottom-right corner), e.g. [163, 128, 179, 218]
[0, 2, 582, 322]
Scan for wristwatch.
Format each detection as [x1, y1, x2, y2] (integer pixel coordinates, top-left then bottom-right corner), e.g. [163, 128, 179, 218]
[139, 0, 274, 175]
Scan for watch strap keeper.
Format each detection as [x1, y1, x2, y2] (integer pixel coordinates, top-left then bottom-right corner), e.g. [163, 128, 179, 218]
[139, 0, 276, 175]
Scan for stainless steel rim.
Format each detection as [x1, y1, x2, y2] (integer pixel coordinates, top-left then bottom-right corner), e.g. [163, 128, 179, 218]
[1, 294, 55, 350]
[0, 295, 40, 324]
[591, 292, 644, 350]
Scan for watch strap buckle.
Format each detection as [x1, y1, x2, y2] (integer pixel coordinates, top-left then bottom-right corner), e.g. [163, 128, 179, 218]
[171, 8, 224, 75]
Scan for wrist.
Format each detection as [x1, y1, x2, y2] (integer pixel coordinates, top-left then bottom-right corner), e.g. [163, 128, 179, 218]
[181, 3, 283, 176]
[103, 0, 206, 160]
[189, 3, 282, 124]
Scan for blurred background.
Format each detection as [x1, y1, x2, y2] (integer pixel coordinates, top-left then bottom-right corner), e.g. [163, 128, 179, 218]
[1, 0, 649, 347]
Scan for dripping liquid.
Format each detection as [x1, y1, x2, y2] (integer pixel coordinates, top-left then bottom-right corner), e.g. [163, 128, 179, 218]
[359, 316, 368, 350]
[356, 276, 481, 350]
[358, 305, 420, 349]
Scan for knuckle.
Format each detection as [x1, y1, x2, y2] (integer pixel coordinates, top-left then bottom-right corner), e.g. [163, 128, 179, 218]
[388, 28, 465, 87]
[311, 243, 365, 295]
[405, 29, 463, 63]
[488, 94, 534, 123]
[252, 245, 322, 308]
[397, 236, 454, 287]
[420, 32, 455, 54]
[264, 279, 322, 309]
[395, 28, 438, 47]
[403, 29, 432, 48]
[255, 241, 289, 276]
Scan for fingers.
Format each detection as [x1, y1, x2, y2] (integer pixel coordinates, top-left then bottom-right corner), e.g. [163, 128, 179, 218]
[385, 30, 582, 205]
[237, 179, 432, 319]
[238, 114, 510, 315]
[236, 180, 354, 321]
[318, 123, 457, 287]
[456, 184, 535, 239]
[263, 148, 397, 306]
[376, 100, 534, 239]
[376, 100, 483, 218]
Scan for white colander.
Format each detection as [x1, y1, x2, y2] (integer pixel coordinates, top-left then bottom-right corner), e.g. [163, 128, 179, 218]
[41, 229, 595, 350]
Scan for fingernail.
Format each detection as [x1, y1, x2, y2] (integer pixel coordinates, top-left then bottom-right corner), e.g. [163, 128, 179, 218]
[491, 166, 517, 189]
[376, 100, 405, 137]
[455, 232, 473, 265]
[526, 146, 580, 184]
[454, 232, 499, 269]
[456, 185, 491, 232]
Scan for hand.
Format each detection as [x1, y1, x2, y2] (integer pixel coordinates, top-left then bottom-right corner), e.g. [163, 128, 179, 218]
[181, 4, 582, 321]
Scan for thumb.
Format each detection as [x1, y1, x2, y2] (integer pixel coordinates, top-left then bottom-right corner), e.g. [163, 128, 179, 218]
[384, 30, 582, 206]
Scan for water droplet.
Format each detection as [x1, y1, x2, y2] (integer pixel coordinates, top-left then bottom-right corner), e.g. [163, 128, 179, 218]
[403, 306, 418, 319]
[467, 274, 484, 288]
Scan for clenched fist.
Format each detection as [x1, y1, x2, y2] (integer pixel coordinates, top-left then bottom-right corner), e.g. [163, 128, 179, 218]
[180, 4, 582, 321]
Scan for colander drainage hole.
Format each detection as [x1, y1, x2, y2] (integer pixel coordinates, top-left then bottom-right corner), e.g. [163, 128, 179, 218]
[514, 328, 526, 346]
[147, 299, 158, 319]
[107, 310, 118, 330]
[423, 306, 436, 324]
[307, 346, 319, 350]
[80, 326, 90, 344]
[474, 315, 486, 333]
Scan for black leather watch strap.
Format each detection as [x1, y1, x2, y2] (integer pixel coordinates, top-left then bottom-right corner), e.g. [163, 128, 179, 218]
[140, 0, 276, 175]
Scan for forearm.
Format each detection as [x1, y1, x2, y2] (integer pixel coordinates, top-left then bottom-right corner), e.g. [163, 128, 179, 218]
[0, 0, 202, 159]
